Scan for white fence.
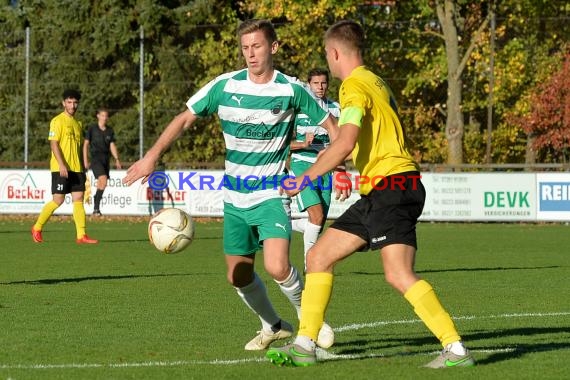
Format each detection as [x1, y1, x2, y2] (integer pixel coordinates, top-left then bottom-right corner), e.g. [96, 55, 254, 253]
[1, 169, 569, 222]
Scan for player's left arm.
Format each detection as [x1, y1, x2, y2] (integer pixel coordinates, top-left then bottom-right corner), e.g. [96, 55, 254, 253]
[82, 138, 90, 171]
[110, 142, 121, 169]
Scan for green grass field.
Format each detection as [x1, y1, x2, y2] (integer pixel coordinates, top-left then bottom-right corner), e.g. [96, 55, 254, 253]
[1, 216, 569, 380]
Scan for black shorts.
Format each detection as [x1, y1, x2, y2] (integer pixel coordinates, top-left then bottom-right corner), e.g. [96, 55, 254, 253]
[330, 171, 425, 251]
[51, 171, 87, 194]
[90, 158, 110, 178]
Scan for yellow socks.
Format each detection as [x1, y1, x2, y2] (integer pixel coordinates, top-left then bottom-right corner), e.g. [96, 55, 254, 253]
[298, 276, 461, 347]
[35, 200, 89, 239]
[404, 279, 461, 347]
[298, 272, 333, 340]
[72, 201, 86, 238]
[34, 201, 59, 230]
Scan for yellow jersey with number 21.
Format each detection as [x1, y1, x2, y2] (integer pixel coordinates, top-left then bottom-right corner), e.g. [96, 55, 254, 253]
[48, 112, 83, 172]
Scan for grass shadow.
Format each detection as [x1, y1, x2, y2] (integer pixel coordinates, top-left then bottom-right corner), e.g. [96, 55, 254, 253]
[0, 272, 208, 285]
[331, 326, 570, 365]
[343, 265, 563, 276]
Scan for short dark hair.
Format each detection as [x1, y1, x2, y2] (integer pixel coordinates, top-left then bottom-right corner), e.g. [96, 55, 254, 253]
[324, 20, 365, 52]
[307, 68, 329, 83]
[62, 89, 81, 101]
[237, 19, 278, 45]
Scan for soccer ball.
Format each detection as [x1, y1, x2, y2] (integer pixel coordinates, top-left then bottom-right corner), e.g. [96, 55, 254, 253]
[148, 208, 195, 254]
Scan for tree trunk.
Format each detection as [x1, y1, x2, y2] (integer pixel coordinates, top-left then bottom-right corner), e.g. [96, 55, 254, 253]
[437, 0, 465, 165]
[446, 72, 464, 166]
[525, 134, 536, 165]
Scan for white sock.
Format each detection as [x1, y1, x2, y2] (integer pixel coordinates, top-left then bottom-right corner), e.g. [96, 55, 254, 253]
[236, 272, 280, 332]
[275, 266, 304, 319]
[303, 222, 322, 271]
[448, 341, 467, 355]
[294, 335, 316, 351]
[292, 218, 307, 233]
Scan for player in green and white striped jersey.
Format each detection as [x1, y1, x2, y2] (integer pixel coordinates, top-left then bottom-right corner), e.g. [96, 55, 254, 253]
[290, 69, 341, 272]
[123, 19, 339, 351]
[187, 67, 329, 209]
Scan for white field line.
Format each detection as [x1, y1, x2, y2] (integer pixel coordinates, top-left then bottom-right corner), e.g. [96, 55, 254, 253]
[0, 311, 568, 370]
[0, 349, 519, 370]
[334, 311, 570, 332]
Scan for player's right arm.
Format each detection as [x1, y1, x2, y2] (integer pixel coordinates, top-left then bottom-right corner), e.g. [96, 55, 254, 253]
[124, 73, 224, 186]
[50, 140, 69, 178]
[123, 109, 197, 186]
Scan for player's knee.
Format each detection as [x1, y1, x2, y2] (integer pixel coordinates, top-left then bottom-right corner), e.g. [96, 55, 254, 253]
[226, 265, 255, 288]
[307, 208, 325, 226]
[308, 214, 324, 226]
[52, 197, 65, 206]
[227, 272, 251, 288]
[306, 248, 333, 272]
[384, 273, 399, 289]
[265, 263, 291, 282]
[383, 272, 414, 294]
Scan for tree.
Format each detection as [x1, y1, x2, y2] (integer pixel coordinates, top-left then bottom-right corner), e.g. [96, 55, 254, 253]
[0, 0, 234, 166]
[433, 0, 490, 165]
[489, 1, 570, 164]
[509, 47, 570, 163]
[1, 0, 568, 167]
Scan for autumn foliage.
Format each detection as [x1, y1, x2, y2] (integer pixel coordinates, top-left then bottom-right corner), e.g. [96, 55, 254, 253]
[516, 47, 570, 158]
[0, 1, 568, 166]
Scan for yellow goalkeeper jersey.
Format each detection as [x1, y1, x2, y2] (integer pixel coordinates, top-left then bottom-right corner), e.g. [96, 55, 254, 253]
[48, 112, 83, 172]
[338, 66, 419, 195]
